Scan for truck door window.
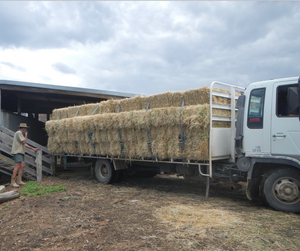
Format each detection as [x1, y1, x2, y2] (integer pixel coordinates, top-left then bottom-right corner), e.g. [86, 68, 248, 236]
[247, 88, 265, 129]
[277, 84, 298, 117]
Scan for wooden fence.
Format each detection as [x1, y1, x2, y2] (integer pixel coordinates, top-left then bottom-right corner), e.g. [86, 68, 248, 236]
[0, 126, 54, 182]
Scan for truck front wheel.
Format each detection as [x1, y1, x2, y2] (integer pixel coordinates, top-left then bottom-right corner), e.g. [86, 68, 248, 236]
[262, 168, 300, 213]
[94, 159, 116, 184]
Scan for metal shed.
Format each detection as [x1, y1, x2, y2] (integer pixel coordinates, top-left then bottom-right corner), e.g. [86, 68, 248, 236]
[0, 79, 135, 144]
[0, 79, 135, 180]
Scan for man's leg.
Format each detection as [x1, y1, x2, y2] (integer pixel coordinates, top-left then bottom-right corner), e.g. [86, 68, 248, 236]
[16, 161, 26, 185]
[11, 162, 21, 188]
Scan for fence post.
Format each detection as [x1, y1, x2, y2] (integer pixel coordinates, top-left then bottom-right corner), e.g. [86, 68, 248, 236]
[35, 150, 42, 182]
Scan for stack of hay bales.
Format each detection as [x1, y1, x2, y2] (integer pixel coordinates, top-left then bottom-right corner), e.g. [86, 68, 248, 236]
[46, 86, 233, 161]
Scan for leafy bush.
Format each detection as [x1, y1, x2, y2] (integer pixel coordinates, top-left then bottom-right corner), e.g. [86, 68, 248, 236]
[20, 181, 66, 197]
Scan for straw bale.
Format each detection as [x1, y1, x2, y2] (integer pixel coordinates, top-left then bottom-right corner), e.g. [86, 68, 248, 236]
[94, 129, 109, 143]
[184, 128, 209, 160]
[67, 106, 80, 118]
[183, 87, 210, 106]
[115, 112, 133, 129]
[147, 107, 181, 128]
[134, 129, 151, 159]
[77, 105, 88, 117]
[121, 128, 138, 159]
[85, 103, 101, 116]
[65, 118, 75, 140]
[51, 109, 59, 120]
[212, 108, 231, 117]
[46, 103, 212, 160]
[72, 116, 84, 132]
[56, 119, 67, 144]
[47, 86, 241, 159]
[148, 92, 174, 109]
[97, 99, 121, 114]
[51, 108, 69, 120]
[171, 91, 185, 107]
[130, 110, 147, 130]
[94, 141, 109, 156]
[182, 105, 210, 130]
[149, 127, 168, 160]
[48, 85, 242, 123]
[212, 121, 232, 128]
[87, 141, 96, 155]
[212, 87, 241, 106]
[119, 96, 143, 112]
[107, 129, 120, 144]
[166, 126, 182, 159]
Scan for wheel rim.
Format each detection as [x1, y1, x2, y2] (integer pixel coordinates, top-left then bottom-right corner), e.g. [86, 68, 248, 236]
[272, 176, 300, 204]
[99, 164, 108, 178]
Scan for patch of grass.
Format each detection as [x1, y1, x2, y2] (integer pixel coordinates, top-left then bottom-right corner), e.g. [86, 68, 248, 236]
[20, 181, 66, 197]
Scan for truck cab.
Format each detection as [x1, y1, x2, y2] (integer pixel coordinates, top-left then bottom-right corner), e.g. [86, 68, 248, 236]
[236, 76, 300, 213]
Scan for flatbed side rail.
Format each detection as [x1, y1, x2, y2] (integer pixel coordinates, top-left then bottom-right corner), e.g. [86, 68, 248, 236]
[209, 81, 246, 178]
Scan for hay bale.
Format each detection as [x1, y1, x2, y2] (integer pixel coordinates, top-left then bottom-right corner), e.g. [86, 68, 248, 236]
[85, 103, 101, 116]
[51, 108, 68, 120]
[184, 87, 210, 106]
[171, 91, 185, 107]
[46, 85, 241, 159]
[97, 99, 121, 114]
[119, 96, 143, 112]
[148, 91, 174, 109]
[67, 106, 80, 118]
[46, 104, 211, 160]
[49, 85, 236, 120]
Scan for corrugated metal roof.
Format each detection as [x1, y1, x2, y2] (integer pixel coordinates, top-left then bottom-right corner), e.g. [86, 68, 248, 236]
[0, 79, 137, 98]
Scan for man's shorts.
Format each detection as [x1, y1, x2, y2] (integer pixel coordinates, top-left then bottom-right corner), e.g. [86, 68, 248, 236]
[13, 154, 25, 163]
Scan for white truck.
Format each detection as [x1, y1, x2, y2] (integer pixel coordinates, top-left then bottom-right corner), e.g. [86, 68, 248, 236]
[58, 77, 300, 213]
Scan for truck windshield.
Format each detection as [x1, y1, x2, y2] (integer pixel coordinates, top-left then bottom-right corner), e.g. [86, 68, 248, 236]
[248, 88, 265, 129]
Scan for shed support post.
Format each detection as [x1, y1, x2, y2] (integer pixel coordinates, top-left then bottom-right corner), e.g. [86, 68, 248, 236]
[36, 150, 42, 182]
[18, 97, 22, 115]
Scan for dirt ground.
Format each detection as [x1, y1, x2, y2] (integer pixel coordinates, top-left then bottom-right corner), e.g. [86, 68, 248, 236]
[1, 166, 300, 251]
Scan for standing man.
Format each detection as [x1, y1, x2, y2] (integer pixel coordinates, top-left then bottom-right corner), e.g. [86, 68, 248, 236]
[10, 123, 38, 188]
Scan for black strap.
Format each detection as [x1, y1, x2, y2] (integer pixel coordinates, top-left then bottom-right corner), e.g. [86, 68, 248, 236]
[179, 99, 187, 151]
[145, 101, 154, 159]
[88, 132, 95, 149]
[117, 105, 125, 155]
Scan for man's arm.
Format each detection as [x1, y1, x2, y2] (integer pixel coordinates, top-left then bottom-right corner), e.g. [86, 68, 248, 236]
[21, 131, 28, 144]
[25, 143, 38, 151]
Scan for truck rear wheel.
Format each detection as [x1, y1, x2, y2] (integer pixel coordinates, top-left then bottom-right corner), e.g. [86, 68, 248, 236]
[94, 159, 116, 184]
[262, 168, 300, 213]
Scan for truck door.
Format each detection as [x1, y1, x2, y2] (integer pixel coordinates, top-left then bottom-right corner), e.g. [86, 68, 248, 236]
[271, 82, 300, 157]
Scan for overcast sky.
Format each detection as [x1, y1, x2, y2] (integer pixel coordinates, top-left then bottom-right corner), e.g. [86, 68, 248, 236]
[0, 1, 299, 95]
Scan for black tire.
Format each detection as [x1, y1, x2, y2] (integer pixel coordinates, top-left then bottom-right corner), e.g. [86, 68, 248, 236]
[94, 159, 116, 184]
[262, 168, 300, 213]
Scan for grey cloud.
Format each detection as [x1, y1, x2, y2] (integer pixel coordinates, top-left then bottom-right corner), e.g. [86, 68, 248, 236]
[0, 62, 27, 72]
[1, 1, 300, 95]
[52, 62, 76, 75]
[0, 2, 114, 49]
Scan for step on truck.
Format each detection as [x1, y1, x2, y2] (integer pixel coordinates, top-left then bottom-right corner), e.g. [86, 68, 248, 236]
[52, 76, 300, 213]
